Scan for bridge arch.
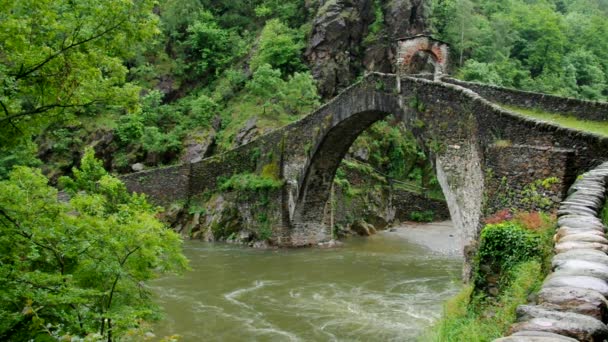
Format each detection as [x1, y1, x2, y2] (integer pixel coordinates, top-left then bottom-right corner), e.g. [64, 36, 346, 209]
[288, 76, 485, 271]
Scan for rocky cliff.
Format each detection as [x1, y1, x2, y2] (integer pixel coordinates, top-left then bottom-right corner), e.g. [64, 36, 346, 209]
[305, 0, 428, 97]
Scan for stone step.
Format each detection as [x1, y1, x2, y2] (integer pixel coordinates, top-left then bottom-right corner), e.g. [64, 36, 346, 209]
[543, 275, 608, 297]
[511, 305, 608, 342]
[553, 249, 608, 267]
[555, 241, 608, 254]
[561, 200, 603, 210]
[558, 207, 598, 217]
[558, 215, 604, 229]
[537, 287, 608, 322]
[555, 228, 605, 242]
[564, 194, 604, 207]
[558, 233, 608, 244]
[553, 260, 608, 281]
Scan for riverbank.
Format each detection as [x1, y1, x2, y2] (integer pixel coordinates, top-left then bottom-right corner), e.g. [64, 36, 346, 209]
[384, 220, 463, 257]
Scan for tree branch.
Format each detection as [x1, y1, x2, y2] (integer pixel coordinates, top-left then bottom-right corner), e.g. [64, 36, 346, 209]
[0, 100, 99, 124]
[11, 18, 129, 80]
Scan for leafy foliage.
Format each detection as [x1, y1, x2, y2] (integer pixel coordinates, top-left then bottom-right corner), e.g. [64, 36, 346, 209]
[432, 0, 608, 100]
[250, 19, 305, 75]
[0, 0, 158, 146]
[219, 173, 284, 192]
[0, 150, 187, 340]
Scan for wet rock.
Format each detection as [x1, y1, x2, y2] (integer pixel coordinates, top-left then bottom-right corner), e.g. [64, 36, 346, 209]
[131, 163, 145, 172]
[537, 287, 608, 321]
[543, 275, 608, 297]
[318, 240, 344, 248]
[350, 220, 377, 236]
[227, 230, 255, 244]
[251, 240, 270, 249]
[511, 305, 608, 342]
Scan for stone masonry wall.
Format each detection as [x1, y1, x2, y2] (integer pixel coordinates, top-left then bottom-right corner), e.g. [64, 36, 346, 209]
[121, 163, 190, 205]
[444, 78, 608, 121]
[485, 144, 577, 214]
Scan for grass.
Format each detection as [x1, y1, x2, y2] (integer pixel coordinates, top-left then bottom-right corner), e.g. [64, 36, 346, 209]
[421, 260, 543, 342]
[421, 213, 555, 341]
[501, 104, 608, 137]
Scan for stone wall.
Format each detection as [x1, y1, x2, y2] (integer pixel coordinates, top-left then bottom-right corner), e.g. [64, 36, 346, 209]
[444, 78, 608, 121]
[484, 144, 577, 213]
[121, 164, 190, 205]
[391, 190, 450, 222]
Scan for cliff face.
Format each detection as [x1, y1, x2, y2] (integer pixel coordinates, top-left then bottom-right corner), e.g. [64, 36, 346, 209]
[305, 0, 428, 98]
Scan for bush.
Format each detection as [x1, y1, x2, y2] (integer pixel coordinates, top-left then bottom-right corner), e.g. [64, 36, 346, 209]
[475, 222, 543, 286]
[219, 173, 283, 192]
[409, 210, 435, 222]
[115, 114, 144, 144]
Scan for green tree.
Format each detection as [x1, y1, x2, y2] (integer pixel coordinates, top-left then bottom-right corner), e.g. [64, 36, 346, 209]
[183, 11, 244, 80]
[281, 72, 320, 115]
[0, 0, 159, 146]
[250, 19, 304, 75]
[246, 64, 285, 115]
[0, 149, 187, 341]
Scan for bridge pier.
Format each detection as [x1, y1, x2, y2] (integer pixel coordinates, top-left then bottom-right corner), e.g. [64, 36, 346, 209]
[290, 221, 331, 247]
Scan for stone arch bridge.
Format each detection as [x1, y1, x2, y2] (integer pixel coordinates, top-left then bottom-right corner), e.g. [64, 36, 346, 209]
[123, 71, 608, 259]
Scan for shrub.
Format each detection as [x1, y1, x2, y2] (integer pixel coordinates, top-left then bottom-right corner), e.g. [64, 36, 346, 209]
[219, 173, 283, 192]
[409, 210, 435, 222]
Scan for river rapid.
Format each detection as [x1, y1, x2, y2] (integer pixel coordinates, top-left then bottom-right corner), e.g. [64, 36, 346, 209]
[151, 221, 463, 341]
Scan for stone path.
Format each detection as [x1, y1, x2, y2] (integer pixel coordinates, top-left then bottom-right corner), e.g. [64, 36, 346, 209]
[495, 162, 608, 342]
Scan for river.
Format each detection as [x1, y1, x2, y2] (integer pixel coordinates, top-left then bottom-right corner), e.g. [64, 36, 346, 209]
[150, 221, 463, 341]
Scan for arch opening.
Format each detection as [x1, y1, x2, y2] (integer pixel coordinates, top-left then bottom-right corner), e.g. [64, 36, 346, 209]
[291, 111, 462, 251]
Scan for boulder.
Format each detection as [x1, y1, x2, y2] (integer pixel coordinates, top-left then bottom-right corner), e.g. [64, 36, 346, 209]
[131, 162, 145, 172]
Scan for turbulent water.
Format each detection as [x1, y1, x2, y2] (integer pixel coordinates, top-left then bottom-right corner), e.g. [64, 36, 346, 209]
[151, 223, 463, 341]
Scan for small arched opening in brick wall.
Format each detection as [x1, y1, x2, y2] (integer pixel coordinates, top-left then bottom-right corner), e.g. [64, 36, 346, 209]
[396, 35, 450, 79]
